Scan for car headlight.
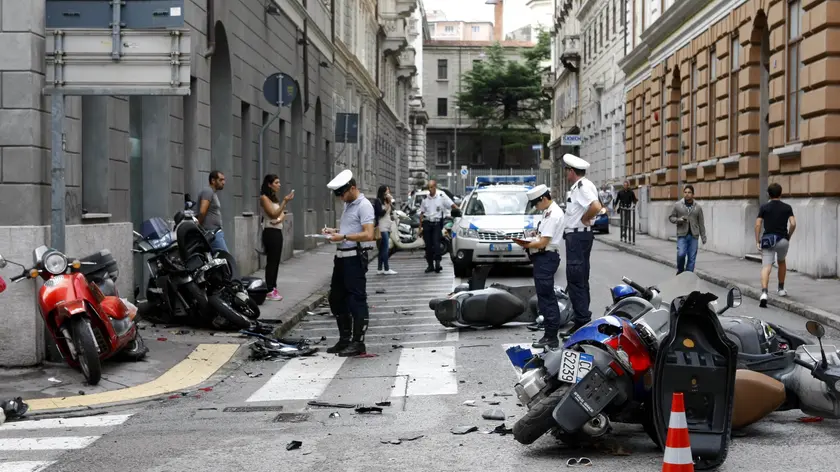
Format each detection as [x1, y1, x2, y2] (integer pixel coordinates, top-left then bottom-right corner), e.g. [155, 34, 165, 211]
[44, 252, 68, 275]
[461, 228, 479, 239]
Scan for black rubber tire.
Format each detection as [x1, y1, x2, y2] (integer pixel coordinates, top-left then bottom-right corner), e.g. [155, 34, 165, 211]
[235, 292, 261, 320]
[513, 385, 570, 445]
[118, 332, 149, 362]
[71, 317, 102, 385]
[208, 293, 251, 330]
[453, 259, 472, 279]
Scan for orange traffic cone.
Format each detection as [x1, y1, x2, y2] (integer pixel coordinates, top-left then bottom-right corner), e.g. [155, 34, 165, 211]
[662, 392, 694, 472]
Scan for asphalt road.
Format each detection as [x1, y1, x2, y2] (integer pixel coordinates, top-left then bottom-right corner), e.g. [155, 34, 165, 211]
[4, 241, 838, 472]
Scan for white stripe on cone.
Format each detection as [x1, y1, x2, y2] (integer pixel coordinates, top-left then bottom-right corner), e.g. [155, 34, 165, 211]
[668, 409, 688, 429]
[663, 445, 694, 465]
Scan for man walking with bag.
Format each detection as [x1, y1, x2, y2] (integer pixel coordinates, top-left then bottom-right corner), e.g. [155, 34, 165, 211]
[668, 185, 707, 274]
[755, 183, 796, 307]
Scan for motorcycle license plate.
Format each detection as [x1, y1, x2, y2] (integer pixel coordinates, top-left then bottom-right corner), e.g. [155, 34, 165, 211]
[558, 350, 595, 384]
[489, 243, 512, 252]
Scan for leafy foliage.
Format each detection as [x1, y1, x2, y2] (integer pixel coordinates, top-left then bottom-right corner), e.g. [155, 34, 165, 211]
[455, 31, 552, 163]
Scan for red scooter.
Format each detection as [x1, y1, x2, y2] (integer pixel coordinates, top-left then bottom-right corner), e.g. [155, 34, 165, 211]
[0, 246, 148, 385]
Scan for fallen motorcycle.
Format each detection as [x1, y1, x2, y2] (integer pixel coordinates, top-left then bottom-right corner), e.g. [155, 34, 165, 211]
[0, 247, 148, 385]
[428, 266, 573, 329]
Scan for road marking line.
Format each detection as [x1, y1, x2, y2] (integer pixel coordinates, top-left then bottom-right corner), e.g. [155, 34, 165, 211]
[303, 316, 437, 324]
[446, 330, 459, 342]
[246, 355, 347, 402]
[368, 339, 459, 347]
[25, 344, 239, 412]
[0, 436, 101, 451]
[390, 346, 458, 397]
[0, 414, 132, 431]
[0, 461, 56, 472]
[361, 330, 447, 338]
[303, 323, 441, 332]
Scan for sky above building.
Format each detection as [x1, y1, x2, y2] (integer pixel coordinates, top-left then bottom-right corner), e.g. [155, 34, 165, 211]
[422, 0, 531, 34]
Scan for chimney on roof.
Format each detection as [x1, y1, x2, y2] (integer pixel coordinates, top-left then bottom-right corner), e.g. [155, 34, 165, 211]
[486, 0, 503, 42]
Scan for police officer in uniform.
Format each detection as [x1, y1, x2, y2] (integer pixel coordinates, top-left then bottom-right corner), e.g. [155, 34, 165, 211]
[418, 180, 459, 273]
[514, 184, 565, 349]
[322, 170, 376, 357]
[561, 154, 602, 333]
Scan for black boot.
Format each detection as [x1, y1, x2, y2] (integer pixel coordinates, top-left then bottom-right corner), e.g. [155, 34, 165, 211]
[434, 261, 442, 273]
[327, 315, 352, 354]
[338, 317, 368, 357]
[532, 333, 559, 349]
[425, 264, 434, 273]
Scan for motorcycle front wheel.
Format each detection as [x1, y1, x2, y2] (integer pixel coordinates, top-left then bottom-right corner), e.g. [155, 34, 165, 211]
[513, 385, 571, 445]
[71, 317, 102, 385]
[208, 293, 252, 330]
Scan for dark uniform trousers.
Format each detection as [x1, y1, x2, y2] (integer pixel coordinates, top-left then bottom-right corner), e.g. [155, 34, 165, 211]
[422, 220, 443, 265]
[533, 251, 562, 335]
[564, 230, 594, 325]
[328, 254, 369, 342]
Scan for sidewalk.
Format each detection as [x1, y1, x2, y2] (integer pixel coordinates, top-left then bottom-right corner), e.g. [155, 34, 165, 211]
[598, 231, 840, 331]
[0, 245, 337, 415]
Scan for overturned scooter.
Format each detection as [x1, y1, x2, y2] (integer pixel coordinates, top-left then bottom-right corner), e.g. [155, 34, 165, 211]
[429, 265, 574, 329]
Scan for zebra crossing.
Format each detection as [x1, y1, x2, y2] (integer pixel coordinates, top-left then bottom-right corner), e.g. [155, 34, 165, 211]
[0, 414, 133, 472]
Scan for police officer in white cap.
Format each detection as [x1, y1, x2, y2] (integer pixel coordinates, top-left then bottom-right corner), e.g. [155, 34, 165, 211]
[561, 153, 602, 333]
[514, 184, 565, 349]
[322, 170, 376, 357]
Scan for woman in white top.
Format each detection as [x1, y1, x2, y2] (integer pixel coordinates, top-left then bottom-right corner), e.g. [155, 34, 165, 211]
[375, 185, 397, 275]
[260, 174, 294, 301]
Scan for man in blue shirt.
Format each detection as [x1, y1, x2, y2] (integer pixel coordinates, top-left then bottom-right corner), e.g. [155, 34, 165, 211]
[322, 170, 376, 357]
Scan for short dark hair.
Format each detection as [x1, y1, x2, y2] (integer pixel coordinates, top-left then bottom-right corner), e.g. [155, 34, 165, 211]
[768, 182, 783, 199]
[684, 185, 695, 194]
[209, 170, 223, 183]
[348, 178, 357, 188]
[572, 168, 586, 177]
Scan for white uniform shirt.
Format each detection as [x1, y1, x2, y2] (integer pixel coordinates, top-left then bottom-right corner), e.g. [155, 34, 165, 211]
[564, 177, 599, 231]
[419, 192, 453, 222]
[537, 201, 565, 250]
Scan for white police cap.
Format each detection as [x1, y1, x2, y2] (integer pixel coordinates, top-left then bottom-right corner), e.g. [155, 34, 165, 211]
[526, 184, 549, 201]
[327, 169, 353, 190]
[563, 153, 590, 170]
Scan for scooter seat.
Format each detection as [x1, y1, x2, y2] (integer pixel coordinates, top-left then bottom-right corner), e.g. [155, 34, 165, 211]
[461, 289, 526, 326]
[732, 369, 785, 429]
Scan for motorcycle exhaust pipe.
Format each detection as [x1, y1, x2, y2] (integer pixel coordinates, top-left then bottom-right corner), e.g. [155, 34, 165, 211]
[581, 414, 610, 438]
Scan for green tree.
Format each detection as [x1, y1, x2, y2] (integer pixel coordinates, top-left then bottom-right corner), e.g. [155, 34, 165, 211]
[455, 31, 552, 167]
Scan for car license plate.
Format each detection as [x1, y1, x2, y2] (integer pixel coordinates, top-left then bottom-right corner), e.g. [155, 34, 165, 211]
[489, 243, 511, 252]
[558, 350, 595, 384]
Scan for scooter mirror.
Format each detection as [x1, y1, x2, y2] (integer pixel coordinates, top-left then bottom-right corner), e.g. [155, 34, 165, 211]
[806, 320, 826, 339]
[0, 254, 6, 269]
[726, 287, 742, 308]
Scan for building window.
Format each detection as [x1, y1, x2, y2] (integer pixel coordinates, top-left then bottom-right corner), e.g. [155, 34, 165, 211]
[606, 7, 610, 40]
[436, 140, 449, 165]
[729, 36, 740, 154]
[660, 77, 666, 168]
[708, 46, 717, 159]
[437, 97, 448, 116]
[691, 60, 698, 161]
[472, 25, 480, 33]
[615, 0, 619, 33]
[444, 25, 454, 33]
[437, 59, 448, 80]
[788, 0, 803, 141]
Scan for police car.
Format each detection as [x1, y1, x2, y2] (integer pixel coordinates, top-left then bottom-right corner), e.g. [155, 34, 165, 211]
[450, 175, 543, 278]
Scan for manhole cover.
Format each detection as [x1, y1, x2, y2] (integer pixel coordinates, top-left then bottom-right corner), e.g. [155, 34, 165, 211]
[274, 413, 310, 423]
[223, 406, 285, 413]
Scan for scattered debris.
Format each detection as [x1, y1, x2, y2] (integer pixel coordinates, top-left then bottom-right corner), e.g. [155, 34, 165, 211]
[391, 344, 404, 349]
[354, 353, 378, 358]
[198, 387, 213, 392]
[355, 406, 383, 414]
[375, 289, 386, 294]
[799, 416, 824, 423]
[329, 412, 341, 419]
[308, 401, 356, 409]
[566, 457, 592, 467]
[375, 401, 392, 407]
[381, 435, 424, 445]
[246, 372, 263, 378]
[462, 400, 476, 407]
[382, 439, 403, 445]
[393, 307, 414, 316]
[493, 392, 513, 397]
[198, 408, 218, 411]
[156, 337, 168, 342]
[78, 390, 86, 395]
[302, 451, 312, 455]
[170, 329, 191, 335]
[307, 309, 331, 316]
[485, 423, 512, 436]
[1, 397, 29, 421]
[482, 409, 506, 421]
[286, 440, 302, 451]
[484, 401, 500, 406]
[47, 377, 62, 383]
[247, 333, 319, 360]
[451, 425, 479, 435]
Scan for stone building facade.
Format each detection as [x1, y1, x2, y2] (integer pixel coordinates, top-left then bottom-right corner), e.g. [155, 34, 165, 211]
[0, 0, 419, 366]
[619, 0, 839, 278]
[578, 0, 628, 188]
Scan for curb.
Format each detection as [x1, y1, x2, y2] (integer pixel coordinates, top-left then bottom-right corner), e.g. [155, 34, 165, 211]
[271, 285, 331, 339]
[598, 238, 840, 332]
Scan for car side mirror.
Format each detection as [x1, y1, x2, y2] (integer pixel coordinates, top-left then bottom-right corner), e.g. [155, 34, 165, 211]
[451, 208, 462, 218]
[727, 287, 742, 308]
[0, 254, 6, 269]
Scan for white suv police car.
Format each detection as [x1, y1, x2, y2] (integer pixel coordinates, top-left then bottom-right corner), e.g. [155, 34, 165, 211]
[450, 176, 543, 278]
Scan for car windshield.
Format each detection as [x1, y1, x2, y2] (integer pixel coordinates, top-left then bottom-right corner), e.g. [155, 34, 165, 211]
[464, 191, 540, 216]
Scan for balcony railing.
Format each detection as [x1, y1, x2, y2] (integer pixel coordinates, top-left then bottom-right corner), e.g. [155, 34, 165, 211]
[559, 34, 580, 60]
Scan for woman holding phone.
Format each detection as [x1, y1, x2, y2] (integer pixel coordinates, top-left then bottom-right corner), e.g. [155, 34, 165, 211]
[260, 174, 295, 301]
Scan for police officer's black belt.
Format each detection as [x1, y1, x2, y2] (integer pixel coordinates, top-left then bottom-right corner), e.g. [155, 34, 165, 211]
[336, 247, 372, 252]
[564, 227, 591, 233]
[532, 248, 559, 254]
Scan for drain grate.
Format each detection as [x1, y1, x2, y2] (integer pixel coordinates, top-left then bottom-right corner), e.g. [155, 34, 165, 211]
[223, 406, 285, 413]
[273, 413, 310, 423]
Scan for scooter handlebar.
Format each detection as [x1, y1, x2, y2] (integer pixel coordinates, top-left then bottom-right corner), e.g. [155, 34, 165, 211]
[621, 276, 654, 300]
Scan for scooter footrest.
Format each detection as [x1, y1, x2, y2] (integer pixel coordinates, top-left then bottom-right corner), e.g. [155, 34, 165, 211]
[434, 299, 459, 325]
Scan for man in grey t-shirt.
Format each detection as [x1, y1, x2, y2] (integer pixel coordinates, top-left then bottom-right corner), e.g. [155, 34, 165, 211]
[198, 170, 229, 253]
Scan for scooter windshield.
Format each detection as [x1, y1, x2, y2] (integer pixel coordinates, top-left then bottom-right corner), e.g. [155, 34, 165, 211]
[32, 245, 50, 265]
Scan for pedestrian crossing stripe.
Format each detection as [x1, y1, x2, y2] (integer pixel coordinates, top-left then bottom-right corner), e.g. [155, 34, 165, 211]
[0, 461, 55, 472]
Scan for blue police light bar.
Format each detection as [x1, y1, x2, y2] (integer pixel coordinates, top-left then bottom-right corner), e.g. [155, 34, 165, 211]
[474, 175, 538, 187]
[465, 186, 475, 193]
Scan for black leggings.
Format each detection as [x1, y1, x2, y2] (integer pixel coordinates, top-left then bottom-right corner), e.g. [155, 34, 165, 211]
[262, 227, 284, 291]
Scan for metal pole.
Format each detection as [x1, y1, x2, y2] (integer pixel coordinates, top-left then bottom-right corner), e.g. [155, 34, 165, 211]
[51, 93, 66, 252]
[258, 106, 284, 205]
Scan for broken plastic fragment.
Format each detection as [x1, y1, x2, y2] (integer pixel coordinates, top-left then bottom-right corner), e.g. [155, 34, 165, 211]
[375, 289, 386, 294]
[489, 423, 512, 436]
[451, 425, 479, 435]
[286, 440, 302, 451]
[355, 406, 383, 414]
[47, 377, 62, 383]
[246, 372, 263, 378]
[462, 400, 476, 407]
[0, 397, 28, 420]
[399, 434, 424, 441]
[308, 401, 356, 409]
[329, 412, 341, 418]
[375, 401, 392, 407]
[482, 409, 505, 421]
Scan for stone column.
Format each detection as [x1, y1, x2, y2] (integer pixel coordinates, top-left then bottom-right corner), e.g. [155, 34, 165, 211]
[141, 97, 172, 221]
[81, 96, 110, 214]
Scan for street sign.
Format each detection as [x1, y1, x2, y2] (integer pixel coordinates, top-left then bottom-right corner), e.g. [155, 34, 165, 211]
[531, 144, 543, 150]
[263, 73, 298, 107]
[460, 167, 469, 179]
[561, 134, 582, 146]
